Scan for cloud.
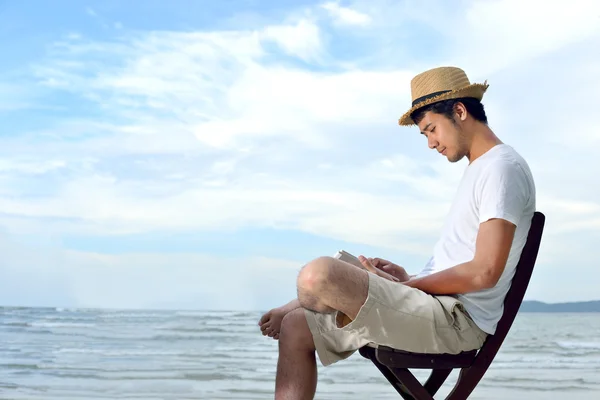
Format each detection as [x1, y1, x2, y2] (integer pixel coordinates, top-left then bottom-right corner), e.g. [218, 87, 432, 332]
[0, 160, 453, 256]
[32, 27, 412, 150]
[261, 19, 324, 62]
[321, 1, 372, 26]
[0, 231, 302, 310]
[0, 159, 66, 175]
[453, 0, 600, 75]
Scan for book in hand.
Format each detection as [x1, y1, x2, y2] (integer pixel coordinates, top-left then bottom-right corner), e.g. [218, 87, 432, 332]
[333, 250, 366, 269]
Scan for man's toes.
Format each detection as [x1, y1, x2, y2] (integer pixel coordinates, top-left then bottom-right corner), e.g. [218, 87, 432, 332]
[261, 324, 272, 335]
[273, 333, 280, 340]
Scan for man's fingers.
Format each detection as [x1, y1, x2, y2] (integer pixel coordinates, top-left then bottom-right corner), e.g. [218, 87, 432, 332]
[372, 257, 391, 266]
[360, 256, 399, 282]
[358, 255, 377, 273]
[383, 271, 400, 282]
[369, 257, 381, 267]
[379, 269, 399, 282]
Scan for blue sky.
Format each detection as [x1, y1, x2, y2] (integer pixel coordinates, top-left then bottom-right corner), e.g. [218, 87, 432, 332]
[0, 0, 599, 310]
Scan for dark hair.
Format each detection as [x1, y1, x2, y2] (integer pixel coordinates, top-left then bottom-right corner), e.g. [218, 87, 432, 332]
[410, 97, 488, 125]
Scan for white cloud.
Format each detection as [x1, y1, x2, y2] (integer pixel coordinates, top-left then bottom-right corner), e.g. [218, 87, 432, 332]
[0, 233, 302, 310]
[321, 1, 372, 26]
[0, 159, 66, 174]
[455, 0, 600, 75]
[0, 167, 450, 255]
[33, 28, 412, 150]
[261, 19, 324, 61]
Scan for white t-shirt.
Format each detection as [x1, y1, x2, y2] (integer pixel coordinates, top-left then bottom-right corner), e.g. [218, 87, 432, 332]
[416, 144, 536, 335]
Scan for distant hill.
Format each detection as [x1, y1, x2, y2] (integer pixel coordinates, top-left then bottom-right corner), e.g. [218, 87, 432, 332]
[520, 300, 600, 313]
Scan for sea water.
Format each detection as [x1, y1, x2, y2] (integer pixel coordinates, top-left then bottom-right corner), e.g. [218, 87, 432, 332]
[1, 307, 599, 399]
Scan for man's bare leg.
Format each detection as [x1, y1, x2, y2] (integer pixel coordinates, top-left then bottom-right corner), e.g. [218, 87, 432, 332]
[275, 308, 316, 400]
[275, 256, 369, 400]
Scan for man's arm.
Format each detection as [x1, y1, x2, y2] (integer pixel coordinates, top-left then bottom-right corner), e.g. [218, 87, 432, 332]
[404, 217, 517, 295]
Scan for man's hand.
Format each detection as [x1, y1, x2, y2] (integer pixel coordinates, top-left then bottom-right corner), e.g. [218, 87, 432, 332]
[368, 257, 411, 282]
[358, 255, 400, 282]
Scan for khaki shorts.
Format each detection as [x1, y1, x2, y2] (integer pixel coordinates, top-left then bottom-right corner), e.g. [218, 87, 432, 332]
[304, 272, 488, 366]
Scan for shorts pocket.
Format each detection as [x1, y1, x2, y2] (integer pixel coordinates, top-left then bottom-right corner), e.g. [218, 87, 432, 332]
[434, 295, 469, 332]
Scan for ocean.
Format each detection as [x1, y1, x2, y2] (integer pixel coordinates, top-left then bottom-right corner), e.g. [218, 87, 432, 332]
[1, 307, 599, 399]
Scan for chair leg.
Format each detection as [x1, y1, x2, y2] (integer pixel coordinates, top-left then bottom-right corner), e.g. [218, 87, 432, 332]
[359, 346, 415, 399]
[445, 366, 486, 400]
[424, 369, 452, 397]
[389, 367, 435, 400]
[373, 361, 416, 399]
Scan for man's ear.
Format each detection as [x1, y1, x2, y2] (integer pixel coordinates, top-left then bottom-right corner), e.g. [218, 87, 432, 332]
[455, 102, 468, 122]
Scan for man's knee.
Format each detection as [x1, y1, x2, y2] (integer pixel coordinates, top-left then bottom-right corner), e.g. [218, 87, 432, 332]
[297, 256, 333, 294]
[280, 308, 314, 350]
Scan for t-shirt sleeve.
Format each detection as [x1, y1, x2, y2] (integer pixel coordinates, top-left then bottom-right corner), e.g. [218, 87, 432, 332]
[478, 160, 530, 226]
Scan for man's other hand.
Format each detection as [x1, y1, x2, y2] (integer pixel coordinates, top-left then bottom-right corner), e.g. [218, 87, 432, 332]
[367, 257, 411, 282]
[358, 256, 401, 282]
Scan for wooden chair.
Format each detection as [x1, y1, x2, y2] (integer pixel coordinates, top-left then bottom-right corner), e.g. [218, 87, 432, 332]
[359, 211, 545, 400]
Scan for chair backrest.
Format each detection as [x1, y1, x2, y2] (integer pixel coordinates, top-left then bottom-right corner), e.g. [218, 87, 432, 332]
[477, 211, 545, 360]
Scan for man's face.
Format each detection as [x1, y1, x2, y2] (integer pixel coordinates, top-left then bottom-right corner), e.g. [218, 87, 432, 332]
[417, 111, 469, 163]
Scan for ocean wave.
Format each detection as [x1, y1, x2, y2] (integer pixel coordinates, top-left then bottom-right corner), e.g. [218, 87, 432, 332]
[19, 369, 252, 382]
[1, 363, 40, 370]
[478, 383, 597, 392]
[53, 348, 183, 357]
[556, 341, 600, 350]
[155, 325, 231, 333]
[504, 340, 600, 357]
[98, 312, 169, 319]
[54, 307, 80, 313]
[179, 352, 275, 361]
[2, 321, 31, 327]
[175, 311, 256, 319]
[151, 332, 239, 341]
[183, 372, 243, 381]
[492, 360, 600, 370]
[485, 376, 597, 385]
[30, 322, 96, 328]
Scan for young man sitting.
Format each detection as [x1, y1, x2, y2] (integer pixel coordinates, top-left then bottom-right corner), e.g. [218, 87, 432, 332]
[258, 66, 536, 400]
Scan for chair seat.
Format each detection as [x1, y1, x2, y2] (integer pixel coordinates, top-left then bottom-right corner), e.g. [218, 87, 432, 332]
[362, 345, 479, 369]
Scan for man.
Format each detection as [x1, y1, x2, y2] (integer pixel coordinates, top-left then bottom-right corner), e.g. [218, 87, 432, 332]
[258, 66, 536, 399]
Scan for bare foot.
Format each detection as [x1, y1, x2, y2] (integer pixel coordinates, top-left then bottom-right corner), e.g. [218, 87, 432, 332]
[258, 306, 287, 340]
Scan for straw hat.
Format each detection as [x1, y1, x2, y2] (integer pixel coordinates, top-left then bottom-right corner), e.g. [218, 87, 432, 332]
[398, 66, 489, 126]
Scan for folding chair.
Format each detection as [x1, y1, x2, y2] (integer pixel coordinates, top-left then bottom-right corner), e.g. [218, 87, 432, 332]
[359, 211, 545, 400]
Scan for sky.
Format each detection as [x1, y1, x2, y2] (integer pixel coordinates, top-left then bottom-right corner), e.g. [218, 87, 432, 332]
[0, 0, 599, 311]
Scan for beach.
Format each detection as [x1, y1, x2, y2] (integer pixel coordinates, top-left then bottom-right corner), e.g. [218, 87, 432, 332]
[1, 307, 599, 399]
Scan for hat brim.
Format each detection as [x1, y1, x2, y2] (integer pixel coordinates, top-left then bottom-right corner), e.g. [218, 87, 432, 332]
[398, 82, 489, 126]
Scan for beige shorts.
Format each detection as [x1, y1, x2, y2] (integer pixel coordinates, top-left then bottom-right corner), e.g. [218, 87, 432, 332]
[304, 272, 488, 366]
